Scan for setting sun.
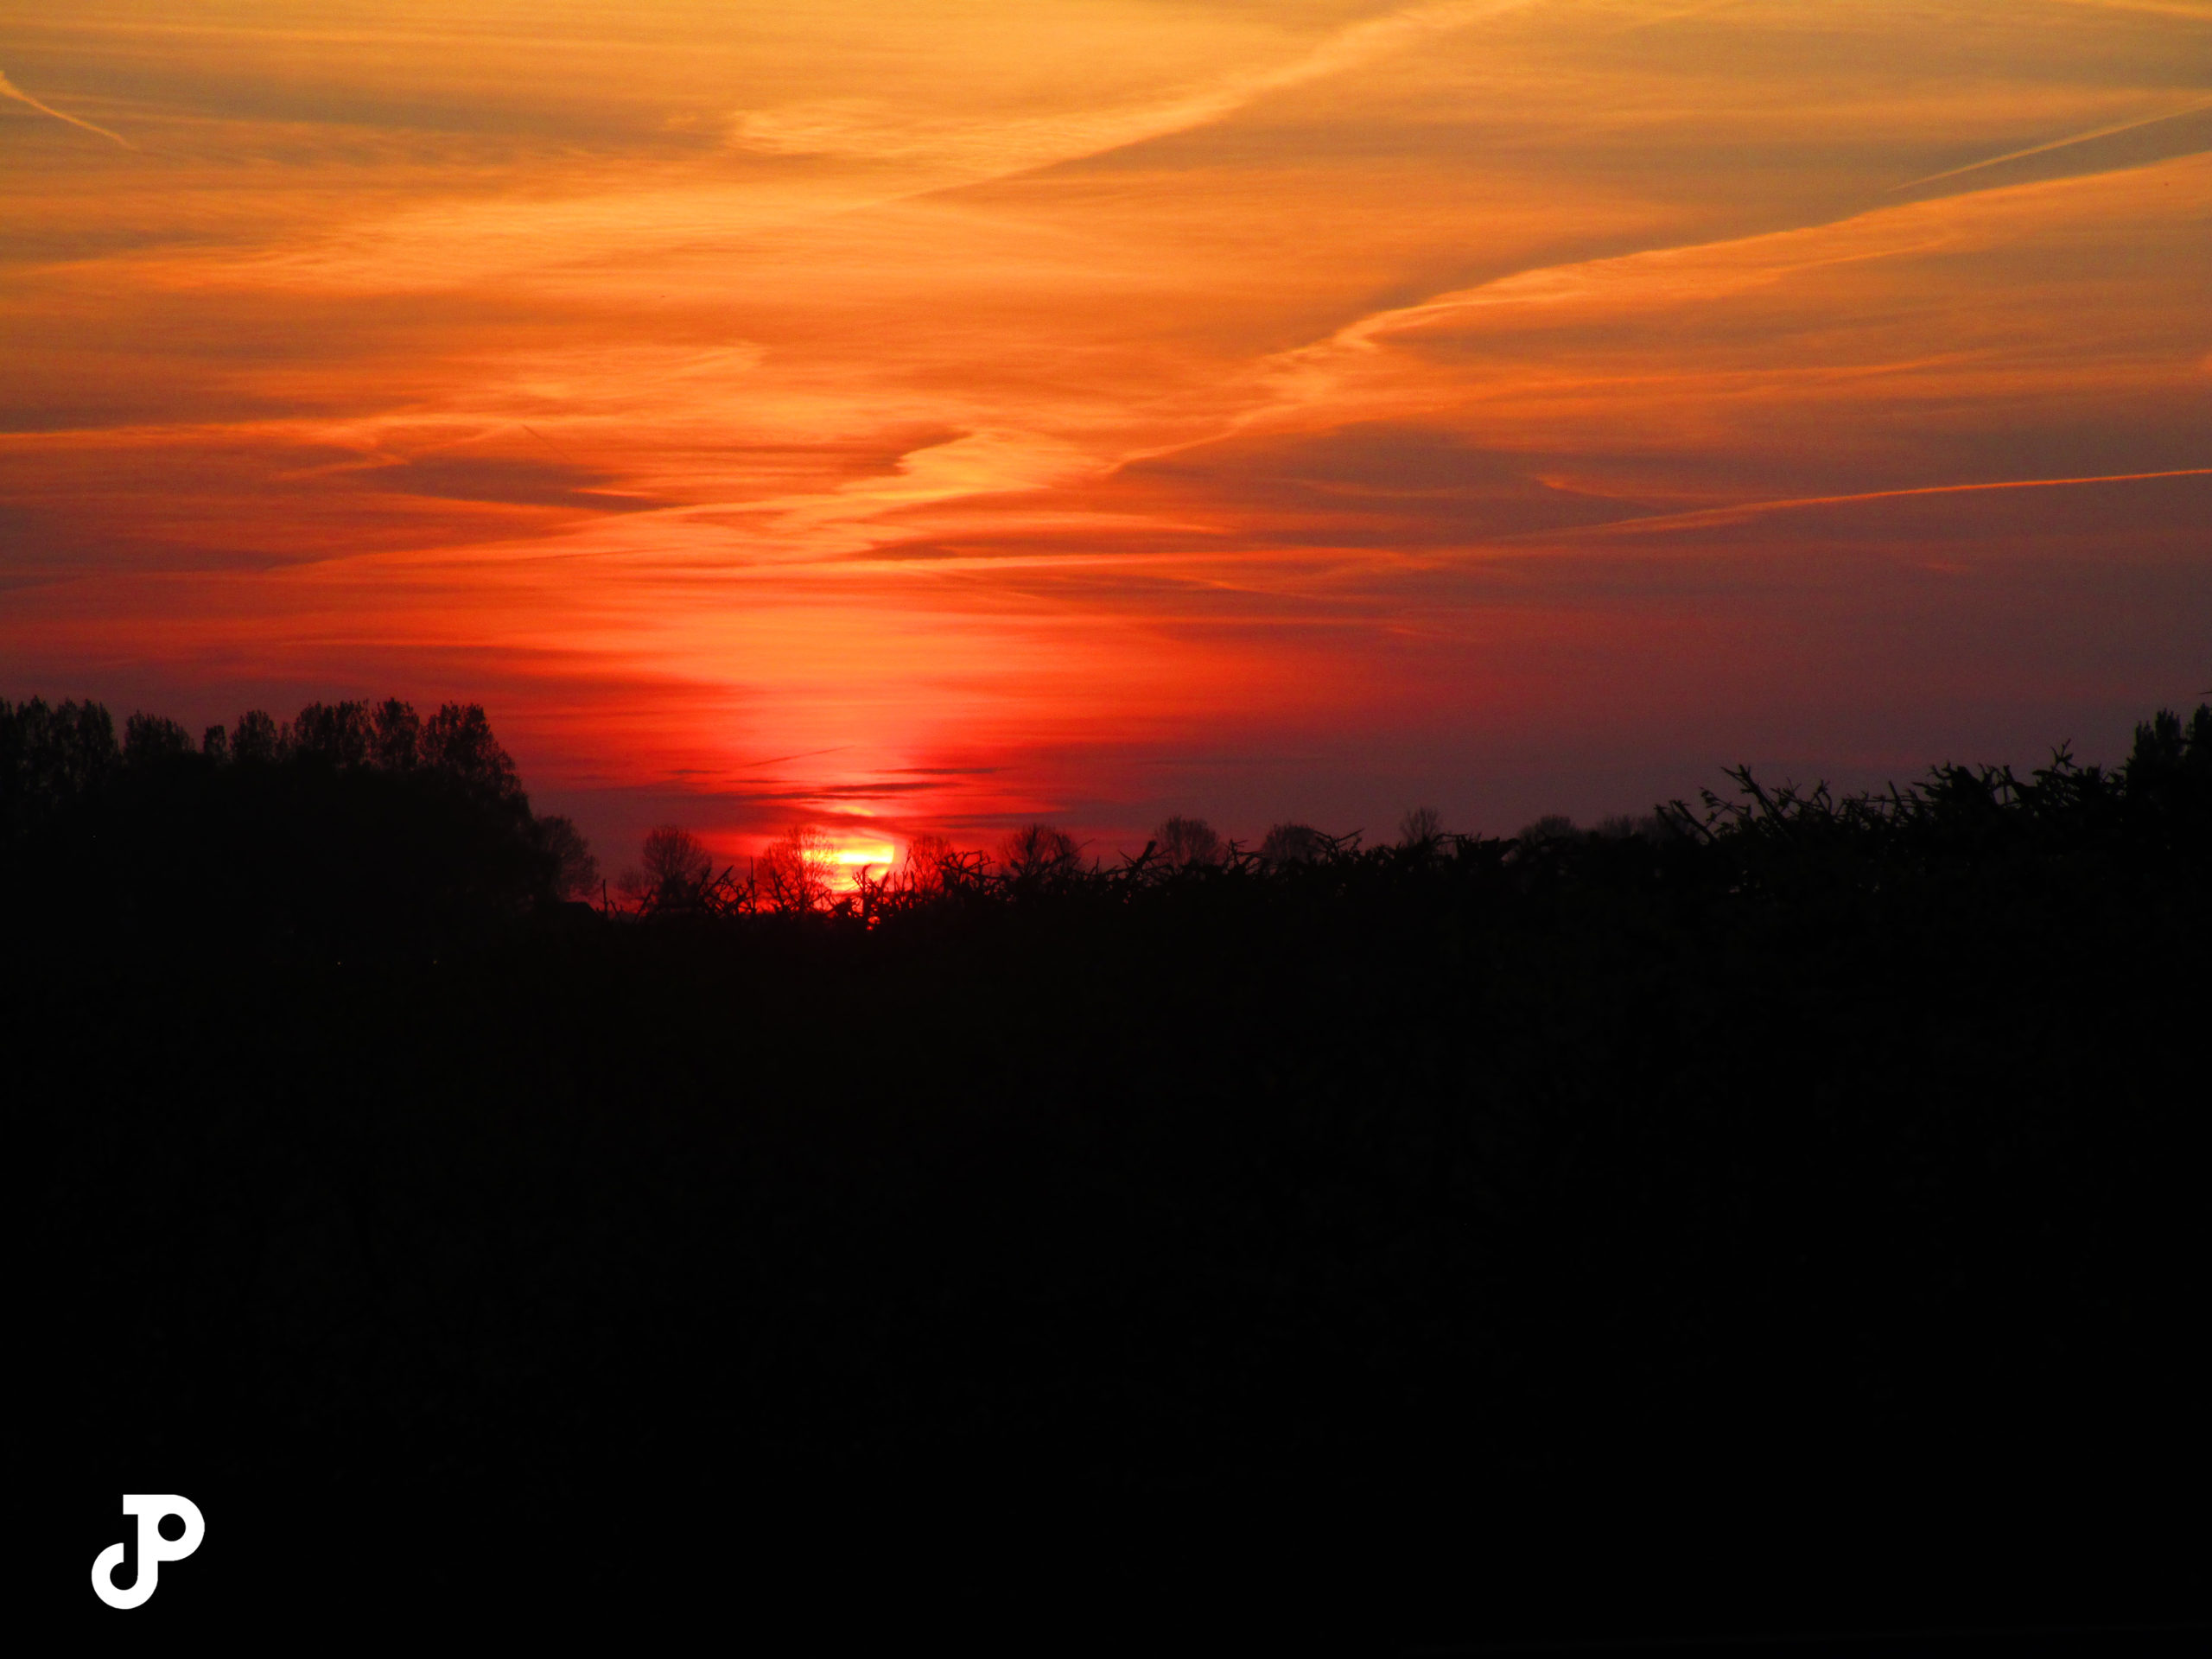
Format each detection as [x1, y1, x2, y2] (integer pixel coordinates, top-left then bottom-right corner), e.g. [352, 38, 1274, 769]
[830, 842, 900, 885]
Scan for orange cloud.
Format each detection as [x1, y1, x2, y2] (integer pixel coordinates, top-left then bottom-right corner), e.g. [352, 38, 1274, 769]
[4, 1, 2209, 862]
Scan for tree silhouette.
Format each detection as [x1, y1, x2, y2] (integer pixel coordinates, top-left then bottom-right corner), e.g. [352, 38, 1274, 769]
[1593, 813, 1644, 840]
[6, 691, 581, 957]
[899, 832, 957, 893]
[1000, 823, 1081, 879]
[1153, 815, 1224, 867]
[421, 702, 524, 806]
[536, 815, 601, 902]
[1398, 804, 1444, 846]
[2121, 703, 2212, 847]
[624, 824, 714, 913]
[758, 824, 835, 913]
[1, 696, 118, 838]
[372, 697, 422, 771]
[1515, 813, 1577, 845]
[124, 712, 195, 766]
[230, 709, 281, 764]
[290, 700, 375, 767]
[1260, 822, 1332, 865]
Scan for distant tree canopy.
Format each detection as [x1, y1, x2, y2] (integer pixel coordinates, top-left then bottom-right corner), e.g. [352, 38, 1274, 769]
[1260, 822, 1334, 865]
[1152, 814, 1224, 868]
[620, 823, 717, 914]
[1397, 804, 1444, 846]
[1000, 823, 1083, 880]
[1515, 812, 1579, 846]
[124, 711, 195, 766]
[540, 814, 601, 903]
[0, 696, 118, 842]
[1, 693, 588, 957]
[899, 832, 957, 893]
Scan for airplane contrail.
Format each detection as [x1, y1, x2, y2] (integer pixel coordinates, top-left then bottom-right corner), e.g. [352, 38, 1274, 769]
[0, 67, 133, 149]
[1555, 467, 2212, 540]
[522, 424, 581, 467]
[1891, 96, 2212, 192]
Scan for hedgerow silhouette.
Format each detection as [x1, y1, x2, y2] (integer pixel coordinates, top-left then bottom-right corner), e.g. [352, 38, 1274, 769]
[594, 701, 2211, 933]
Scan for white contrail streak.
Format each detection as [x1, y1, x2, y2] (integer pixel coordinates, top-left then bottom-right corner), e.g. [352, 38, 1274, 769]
[1892, 97, 2212, 192]
[1552, 467, 2212, 540]
[0, 68, 132, 149]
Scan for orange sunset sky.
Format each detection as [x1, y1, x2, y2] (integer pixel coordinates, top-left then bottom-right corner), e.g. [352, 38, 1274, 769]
[3, 1, 2209, 867]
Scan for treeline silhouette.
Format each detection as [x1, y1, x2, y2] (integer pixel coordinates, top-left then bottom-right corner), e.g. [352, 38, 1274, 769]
[13, 694, 2211, 1647]
[2, 695, 594, 961]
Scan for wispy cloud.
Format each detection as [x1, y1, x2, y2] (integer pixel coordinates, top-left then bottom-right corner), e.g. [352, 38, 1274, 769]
[2050, 0, 2212, 16]
[0, 68, 133, 149]
[729, 0, 1543, 178]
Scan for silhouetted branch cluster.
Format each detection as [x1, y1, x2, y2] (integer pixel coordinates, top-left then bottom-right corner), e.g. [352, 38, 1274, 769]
[1645, 704, 2212, 902]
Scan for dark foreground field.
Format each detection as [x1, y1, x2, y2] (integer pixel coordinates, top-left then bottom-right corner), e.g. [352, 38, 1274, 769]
[10, 699, 2211, 1649]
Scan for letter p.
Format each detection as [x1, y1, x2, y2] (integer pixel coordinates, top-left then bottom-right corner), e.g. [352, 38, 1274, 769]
[92, 1493, 205, 1609]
